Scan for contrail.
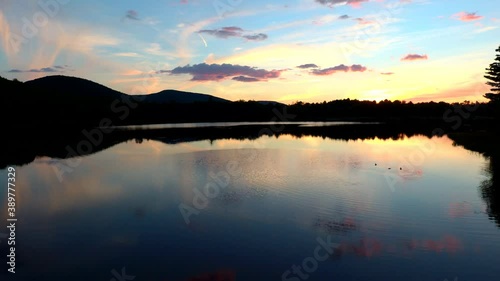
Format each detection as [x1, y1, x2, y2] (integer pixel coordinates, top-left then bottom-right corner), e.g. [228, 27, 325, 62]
[198, 33, 208, 47]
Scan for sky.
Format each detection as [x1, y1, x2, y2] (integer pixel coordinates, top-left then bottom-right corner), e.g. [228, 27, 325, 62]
[0, 0, 499, 103]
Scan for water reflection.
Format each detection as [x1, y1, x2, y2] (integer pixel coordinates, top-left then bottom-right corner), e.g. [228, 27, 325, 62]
[2, 122, 438, 168]
[448, 132, 500, 227]
[313, 217, 358, 235]
[0, 124, 499, 281]
[481, 156, 500, 226]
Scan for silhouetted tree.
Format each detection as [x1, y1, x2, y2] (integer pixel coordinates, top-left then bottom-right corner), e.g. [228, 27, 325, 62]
[484, 45, 500, 103]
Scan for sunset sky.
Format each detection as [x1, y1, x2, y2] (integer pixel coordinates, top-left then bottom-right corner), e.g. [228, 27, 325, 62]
[1, 0, 499, 103]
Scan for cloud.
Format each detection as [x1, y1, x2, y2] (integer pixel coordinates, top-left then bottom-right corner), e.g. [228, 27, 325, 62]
[114, 52, 142, 57]
[198, 26, 243, 38]
[232, 76, 261, 82]
[120, 69, 144, 76]
[176, 17, 219, 64]
[380, 72, 394, 75]
[407, 81, 489, 103]
[198, 26, 268, 41]
[122, 10, 160, 27]
[125, 10, 140, 21]
[350, 64, 367, 72]
[401, 54, 428, 61]
[474, 26, 498, 33]
[167, 63, 285, 82]
[6, 65, 72, 73]
[242, 33, 268, 41]
[339, 15, 350, 19]
[453, 12, 483, 22]
[297, 64, 319, 69]
[315, 0, 369, 8]
[311, 64, 367, 75]
[145, 43, 177, 57]
[355, 17, 375, 25]
[0, 10, 16, 57]
[43, 29, 120, 56]
[312, 14, 340, 25]
[222, 26, 244, 32]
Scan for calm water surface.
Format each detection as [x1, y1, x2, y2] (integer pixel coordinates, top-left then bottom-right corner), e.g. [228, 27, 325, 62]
[1, 126, 499, 281]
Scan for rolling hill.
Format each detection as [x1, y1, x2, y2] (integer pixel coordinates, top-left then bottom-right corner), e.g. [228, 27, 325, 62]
[138, 89, 230, 104]
[24, 75, 125, 100]
[1, 75, 287, 126]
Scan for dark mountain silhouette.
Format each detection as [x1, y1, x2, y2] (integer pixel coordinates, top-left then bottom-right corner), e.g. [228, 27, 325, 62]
[1, 75, 291, 126]
[138, 89, 230, 104]
[2, 75, 126, 126]
[257, 100, 286, 106]
[1, 75, 497, 128]
[24, 75, 125, 100]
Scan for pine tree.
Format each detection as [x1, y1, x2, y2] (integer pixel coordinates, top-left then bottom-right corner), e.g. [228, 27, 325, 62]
[484, 45, 500, 103]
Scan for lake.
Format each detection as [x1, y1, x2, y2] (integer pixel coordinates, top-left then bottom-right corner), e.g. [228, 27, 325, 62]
[1, 123, 499, 281]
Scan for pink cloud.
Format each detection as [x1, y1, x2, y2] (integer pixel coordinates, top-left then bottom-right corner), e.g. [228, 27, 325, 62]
[311, 64, 367, 75]
[401, 54, 428, 61]
[315, 0, 369, 8]
[407, 82, 490, 103]
[453, 12, 483, 22]
[355, 17, 376, 25]
[351, 0, 370, 8]
[167, 63, 285, 82]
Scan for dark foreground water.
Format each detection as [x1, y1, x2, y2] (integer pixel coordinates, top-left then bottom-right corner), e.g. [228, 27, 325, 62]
[1, 123, 499, 281]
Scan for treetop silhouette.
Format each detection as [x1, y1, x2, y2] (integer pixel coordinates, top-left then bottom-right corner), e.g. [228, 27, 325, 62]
[484, 45, 500, 103]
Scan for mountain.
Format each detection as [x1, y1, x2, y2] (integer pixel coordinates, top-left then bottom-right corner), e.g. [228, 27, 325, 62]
[257, 100, 286, 106]
[1, 74, 497, 130]
[24, 75, 232, 104]
[3, 75, 129, 127]
[1, 75, 287, 127]
[139, 89, 230, 104]
[24, 75, 125, 100]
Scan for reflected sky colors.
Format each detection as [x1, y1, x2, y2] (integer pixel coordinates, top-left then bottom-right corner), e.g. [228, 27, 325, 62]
[0, 133, 499, 280]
